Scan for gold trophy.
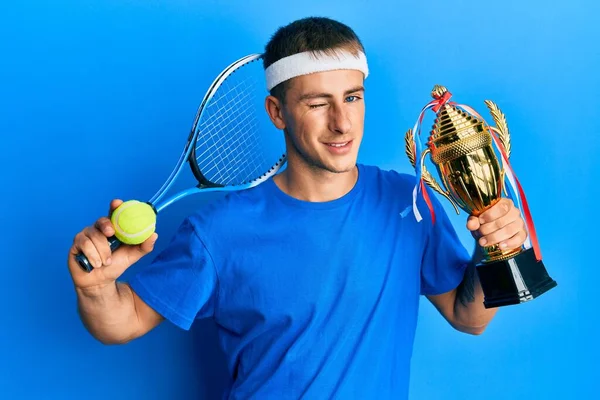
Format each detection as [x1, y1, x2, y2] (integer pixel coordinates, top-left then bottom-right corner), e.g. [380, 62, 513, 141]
[405, 85, 557, 308]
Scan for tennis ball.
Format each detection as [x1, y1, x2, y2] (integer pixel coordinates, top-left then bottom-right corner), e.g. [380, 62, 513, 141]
[111, 200, 157, 245]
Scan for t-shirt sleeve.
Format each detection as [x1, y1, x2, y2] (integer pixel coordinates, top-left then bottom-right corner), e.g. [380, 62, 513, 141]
[128, 217, 218, 330]
[419, 189, 472, 296]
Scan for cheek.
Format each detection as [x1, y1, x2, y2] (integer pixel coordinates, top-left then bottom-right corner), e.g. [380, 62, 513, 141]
[295, 111, 327, 140]
[350, 104, 365, 124]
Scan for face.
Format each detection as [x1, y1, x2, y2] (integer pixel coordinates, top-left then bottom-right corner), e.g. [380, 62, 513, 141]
[266, 69, 365, 174]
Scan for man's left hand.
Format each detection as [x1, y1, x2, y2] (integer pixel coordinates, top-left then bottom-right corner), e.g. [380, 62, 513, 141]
[466, 198, 528, 250]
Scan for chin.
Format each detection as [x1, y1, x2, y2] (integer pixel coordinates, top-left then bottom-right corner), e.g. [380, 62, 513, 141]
[321, 157, 358, 174]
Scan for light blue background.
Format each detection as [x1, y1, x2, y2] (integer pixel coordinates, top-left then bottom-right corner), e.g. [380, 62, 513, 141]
[1, 0, 597, 398]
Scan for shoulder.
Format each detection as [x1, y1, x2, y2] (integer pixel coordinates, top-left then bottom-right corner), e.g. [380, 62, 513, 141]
[358, 164, 415, 194]
[185, 180, 272, 234]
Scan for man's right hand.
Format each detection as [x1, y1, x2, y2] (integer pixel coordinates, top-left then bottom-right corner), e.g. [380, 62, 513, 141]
[68, 199, 158, 292]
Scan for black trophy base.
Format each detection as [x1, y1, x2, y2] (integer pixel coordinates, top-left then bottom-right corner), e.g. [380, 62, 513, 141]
[476, 247, 557, 309]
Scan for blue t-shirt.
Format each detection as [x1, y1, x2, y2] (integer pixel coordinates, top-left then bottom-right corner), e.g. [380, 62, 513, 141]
[128, 163, 470, 399]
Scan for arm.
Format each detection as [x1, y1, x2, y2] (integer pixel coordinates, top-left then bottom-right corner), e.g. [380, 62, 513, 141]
[71, 201, 217, 341]
[77, 282, 164, 345]
[427, 246, 496, 335]
[427, 198, 527, 335]
[68, 199, 164, 344]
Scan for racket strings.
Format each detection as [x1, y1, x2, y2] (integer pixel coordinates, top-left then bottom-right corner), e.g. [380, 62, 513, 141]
[194, 64, 280, 186]
[196, 76, 257, 156]
[199, 87, 257, 160]
[198, 86, 261, 182]
[213, 81, 267, 181]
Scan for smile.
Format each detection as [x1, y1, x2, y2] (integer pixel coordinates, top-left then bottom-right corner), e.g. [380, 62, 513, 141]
[323, 140, 353, 154]
[326, 142, 350, 148]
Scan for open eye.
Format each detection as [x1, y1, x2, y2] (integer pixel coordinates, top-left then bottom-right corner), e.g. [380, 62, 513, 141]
[345, 95, 361, 102]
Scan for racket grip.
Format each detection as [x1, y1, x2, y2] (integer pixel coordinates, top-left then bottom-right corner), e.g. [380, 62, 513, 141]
[75, 236, 123, 272]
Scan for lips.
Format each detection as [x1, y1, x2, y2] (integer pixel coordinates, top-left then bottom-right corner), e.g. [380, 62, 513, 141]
[323, 139, 353, 154]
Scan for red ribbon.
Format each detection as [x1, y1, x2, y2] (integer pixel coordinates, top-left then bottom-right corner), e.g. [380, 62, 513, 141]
[487, 127, 543, 261]
[414, 92, 454, 224]
[432, 91, 452, 113]
[455, 103, 542, 262]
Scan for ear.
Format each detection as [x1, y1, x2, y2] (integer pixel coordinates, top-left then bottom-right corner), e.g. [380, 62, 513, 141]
[265, 95, 286, 130]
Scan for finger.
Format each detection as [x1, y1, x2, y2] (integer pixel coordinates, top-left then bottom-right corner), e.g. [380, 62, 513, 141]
[479, 219, 525, 247]
[85, 226, 114, 266]
[498, 229, 528, 250]
[477, 206, 522, 237]
[466, 215, 481, 232]
[73, 231, 103, 270]
[108, 199, 124, 217]
[478, 198, 513, 224]
[94, 217, 115, 238]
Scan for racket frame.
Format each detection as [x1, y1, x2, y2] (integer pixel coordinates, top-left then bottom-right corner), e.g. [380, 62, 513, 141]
[75, 53, 286, 272]
[149, 53, 286, 212]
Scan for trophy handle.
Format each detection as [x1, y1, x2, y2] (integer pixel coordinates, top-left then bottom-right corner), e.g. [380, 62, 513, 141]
[404, 129, 460, 215]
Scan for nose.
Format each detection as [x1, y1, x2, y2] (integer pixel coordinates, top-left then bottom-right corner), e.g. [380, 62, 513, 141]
[328, 103, 352, 135]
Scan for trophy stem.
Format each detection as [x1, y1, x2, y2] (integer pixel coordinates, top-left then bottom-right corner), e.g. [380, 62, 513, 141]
[481, 245, 522, 263]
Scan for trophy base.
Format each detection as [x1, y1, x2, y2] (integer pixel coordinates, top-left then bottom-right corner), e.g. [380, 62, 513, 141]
[476, 247, 557, 309]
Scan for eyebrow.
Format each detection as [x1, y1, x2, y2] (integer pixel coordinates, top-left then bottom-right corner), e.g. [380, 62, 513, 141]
[298, 85, 365, 101]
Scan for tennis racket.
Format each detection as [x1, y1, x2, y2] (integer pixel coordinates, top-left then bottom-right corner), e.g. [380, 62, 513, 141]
[75, 53, 287, 272]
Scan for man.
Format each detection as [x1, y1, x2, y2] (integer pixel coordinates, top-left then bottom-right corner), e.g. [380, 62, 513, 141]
[68, 17, 527, 399]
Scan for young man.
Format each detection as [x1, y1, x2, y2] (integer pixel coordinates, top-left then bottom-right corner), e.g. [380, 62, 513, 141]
[68, 17, 528, 399]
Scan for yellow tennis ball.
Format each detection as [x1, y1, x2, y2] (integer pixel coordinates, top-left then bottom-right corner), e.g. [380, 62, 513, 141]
[111, 200, 157, 245]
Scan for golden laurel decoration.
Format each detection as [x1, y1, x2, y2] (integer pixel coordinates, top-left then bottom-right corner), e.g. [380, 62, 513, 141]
[404, 128, 460, 214]
[484, 100, 511, 159]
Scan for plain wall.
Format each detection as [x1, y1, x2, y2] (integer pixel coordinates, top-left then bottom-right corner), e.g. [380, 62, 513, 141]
[1, 0, 597, 398]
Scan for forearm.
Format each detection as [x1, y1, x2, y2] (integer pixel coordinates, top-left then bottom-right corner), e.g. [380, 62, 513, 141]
[76, 281, 141, 345]
[452, 248, 498, 334]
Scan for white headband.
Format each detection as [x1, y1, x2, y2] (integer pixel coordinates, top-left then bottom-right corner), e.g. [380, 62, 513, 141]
[265, 49, 369, 91]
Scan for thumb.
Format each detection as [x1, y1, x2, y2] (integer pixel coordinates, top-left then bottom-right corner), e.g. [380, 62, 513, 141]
[138, 233, 159, 255]
[120, 233, 159, 266]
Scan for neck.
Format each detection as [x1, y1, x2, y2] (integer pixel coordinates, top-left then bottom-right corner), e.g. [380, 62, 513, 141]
[273, 159, 358, 202]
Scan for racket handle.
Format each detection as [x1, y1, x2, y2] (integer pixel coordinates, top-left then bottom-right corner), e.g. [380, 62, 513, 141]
[75, 236, 123, 272]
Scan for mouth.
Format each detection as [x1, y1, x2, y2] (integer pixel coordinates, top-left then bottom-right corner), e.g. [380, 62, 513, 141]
[326, 141, 350, 147]
[323, 139, 353, 154]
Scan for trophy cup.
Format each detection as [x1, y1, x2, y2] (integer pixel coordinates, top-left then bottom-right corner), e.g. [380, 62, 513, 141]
[405, 85, 557, 308]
